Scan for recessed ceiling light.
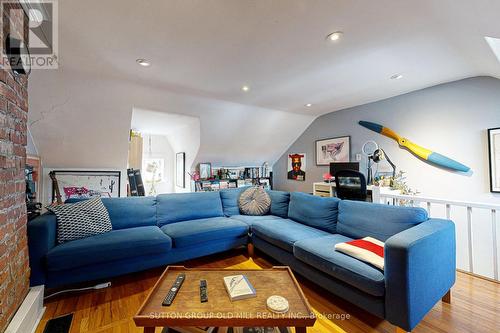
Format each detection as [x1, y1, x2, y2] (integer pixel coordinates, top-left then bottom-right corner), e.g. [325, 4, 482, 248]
[390, 74, 403, 80]
[305, 103, 313, 107]
[326, 31, 343, 42]
[242, 85, 250, 92]
[136, 59, 151, 67]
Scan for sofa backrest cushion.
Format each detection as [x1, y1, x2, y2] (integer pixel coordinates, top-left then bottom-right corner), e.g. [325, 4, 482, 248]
[219, 188, 245, 216]
[267, 190, 290, 218]
[337, 200, 428, 241]
[288, 192, 340, 233]
[157, 192, 224, 226]
[65, 197, 157, 230]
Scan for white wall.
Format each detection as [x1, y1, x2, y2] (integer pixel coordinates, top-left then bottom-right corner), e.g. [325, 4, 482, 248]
[166, 123, 200, 193]
[131, 108, 201, 193]
[26, 128, 39, 156]
[273, 76, 500, 279]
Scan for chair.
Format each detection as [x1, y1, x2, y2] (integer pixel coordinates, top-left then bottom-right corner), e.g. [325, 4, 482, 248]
[334, 169, 367, 201]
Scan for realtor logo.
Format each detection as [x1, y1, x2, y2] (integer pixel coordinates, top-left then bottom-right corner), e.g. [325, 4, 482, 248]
[1, 0, 58, 72]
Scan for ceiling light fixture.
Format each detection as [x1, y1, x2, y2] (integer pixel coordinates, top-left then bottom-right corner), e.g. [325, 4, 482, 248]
[326, 31, 343, 42]
[305, 103, 313, 107]
[242, 85, 250, 92]
[136, 59, 151, 67]
[390, 74, 403, 80]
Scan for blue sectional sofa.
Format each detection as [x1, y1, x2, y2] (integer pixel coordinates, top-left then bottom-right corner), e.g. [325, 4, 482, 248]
[27, 190, 456, 332]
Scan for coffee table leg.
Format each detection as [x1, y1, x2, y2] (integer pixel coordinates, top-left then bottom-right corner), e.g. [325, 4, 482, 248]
[143, 327, 155, 333]
[295, 327, 307, 333]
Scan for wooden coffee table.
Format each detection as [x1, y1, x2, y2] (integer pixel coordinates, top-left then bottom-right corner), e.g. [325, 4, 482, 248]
[134, 266, 316, 333]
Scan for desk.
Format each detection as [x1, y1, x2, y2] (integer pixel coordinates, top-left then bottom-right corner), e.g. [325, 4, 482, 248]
[313, 182, 400, 201]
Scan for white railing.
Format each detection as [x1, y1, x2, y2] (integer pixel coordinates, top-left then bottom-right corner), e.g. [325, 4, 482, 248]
[372, 187, 500, 281]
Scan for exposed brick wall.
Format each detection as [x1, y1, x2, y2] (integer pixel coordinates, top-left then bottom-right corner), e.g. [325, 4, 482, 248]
[0, 1, 30, 332]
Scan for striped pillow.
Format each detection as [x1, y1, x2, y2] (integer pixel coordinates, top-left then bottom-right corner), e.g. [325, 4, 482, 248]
[335, 237, 385, 270]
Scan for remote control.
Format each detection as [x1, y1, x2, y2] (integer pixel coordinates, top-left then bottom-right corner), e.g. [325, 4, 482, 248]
[200, 279, 208, 303]
[162, 273, 186, 306]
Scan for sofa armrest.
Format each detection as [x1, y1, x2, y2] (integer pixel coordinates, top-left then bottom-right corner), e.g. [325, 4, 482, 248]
[384, 218, 456, 331]
[28, 213, 58, 286]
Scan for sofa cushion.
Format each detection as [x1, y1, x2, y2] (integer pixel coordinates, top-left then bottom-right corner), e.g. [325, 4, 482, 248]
[337, 200, 428, 241]
[220, 188, 245, 216]
[157, 192, 224, 226]
[229, 215, 283, 226]
[288, 192, 340, 233]
[160, 217, 248, 248]
[252, 218, 330, 253]
[46, 226, 171, 271]
[294, 235, 385, 297]
[267, 190, 290, 218]
[65, 196, 157, 230]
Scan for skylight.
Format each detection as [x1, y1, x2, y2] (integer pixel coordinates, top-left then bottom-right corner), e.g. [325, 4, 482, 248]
[485, 36, 500, 63]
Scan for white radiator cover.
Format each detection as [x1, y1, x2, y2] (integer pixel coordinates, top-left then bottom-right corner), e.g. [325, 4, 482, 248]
[5, 286, 45, 333]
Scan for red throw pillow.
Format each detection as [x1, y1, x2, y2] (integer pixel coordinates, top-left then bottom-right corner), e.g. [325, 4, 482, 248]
[334, 237, 385, 270]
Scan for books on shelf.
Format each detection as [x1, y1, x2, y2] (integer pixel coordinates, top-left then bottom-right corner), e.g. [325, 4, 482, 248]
[127, 168, 145, 196]
[193, 165, 272, 192]
[223, 275, 256, 301]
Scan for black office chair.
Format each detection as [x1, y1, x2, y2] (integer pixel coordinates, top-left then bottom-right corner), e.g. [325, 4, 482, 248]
[334, 170, 367, 201]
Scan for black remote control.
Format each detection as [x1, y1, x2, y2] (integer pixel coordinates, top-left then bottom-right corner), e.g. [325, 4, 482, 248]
[162, 273, 186, 306]
[200, 279, 208, 303]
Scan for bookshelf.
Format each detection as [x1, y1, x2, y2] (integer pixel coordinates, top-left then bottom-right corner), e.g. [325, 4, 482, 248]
[193, 166, 272, 192]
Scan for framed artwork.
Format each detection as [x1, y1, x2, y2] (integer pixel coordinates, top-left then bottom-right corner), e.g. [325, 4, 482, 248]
[288, 153, 306, 181]
[316, 136, 350, 165]
[143, 158, 164, 183]
[51, 170, 121, 202]
[143, 158, 164, 196]
[199, 163, 212, 180]
[176, 152, 186, 188]
[488, 127, 500, 193]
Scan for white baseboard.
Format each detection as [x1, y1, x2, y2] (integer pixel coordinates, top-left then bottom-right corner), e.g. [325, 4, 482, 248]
[5, 285, 45, 333]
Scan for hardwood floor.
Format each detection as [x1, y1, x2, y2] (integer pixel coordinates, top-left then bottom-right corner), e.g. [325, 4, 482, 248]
[35, 248, 499, 333]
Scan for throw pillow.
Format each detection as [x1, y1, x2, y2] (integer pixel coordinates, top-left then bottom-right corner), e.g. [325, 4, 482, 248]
[334, 237, 385, 270]
[239, 186, 271, 216]
[46, 197, 113, 243]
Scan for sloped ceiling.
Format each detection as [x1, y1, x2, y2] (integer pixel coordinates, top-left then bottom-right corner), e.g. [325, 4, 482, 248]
[29, 0, 500, 171]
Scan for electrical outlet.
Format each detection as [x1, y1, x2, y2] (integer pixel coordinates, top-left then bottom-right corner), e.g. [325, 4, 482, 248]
[355, 154, 362, 161]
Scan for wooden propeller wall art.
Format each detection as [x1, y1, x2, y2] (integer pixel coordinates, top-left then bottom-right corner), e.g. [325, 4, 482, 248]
[358, 121, 471, 173]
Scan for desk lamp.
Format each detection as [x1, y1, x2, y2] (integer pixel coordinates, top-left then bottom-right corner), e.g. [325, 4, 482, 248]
[372, 148, 396, 179]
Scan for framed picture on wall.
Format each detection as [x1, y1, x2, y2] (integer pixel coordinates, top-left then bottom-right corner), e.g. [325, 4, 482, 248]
[199, 163, 212, 180]
[315, 136, 350, 165]
[488, 127, 500, 193]
[176, 152, 185, 188]
[51, 170, 121, 202]
[287, 153, 306, 181]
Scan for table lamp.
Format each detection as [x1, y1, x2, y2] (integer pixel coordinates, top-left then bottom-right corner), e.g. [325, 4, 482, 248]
[372, 148, 396, 179]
